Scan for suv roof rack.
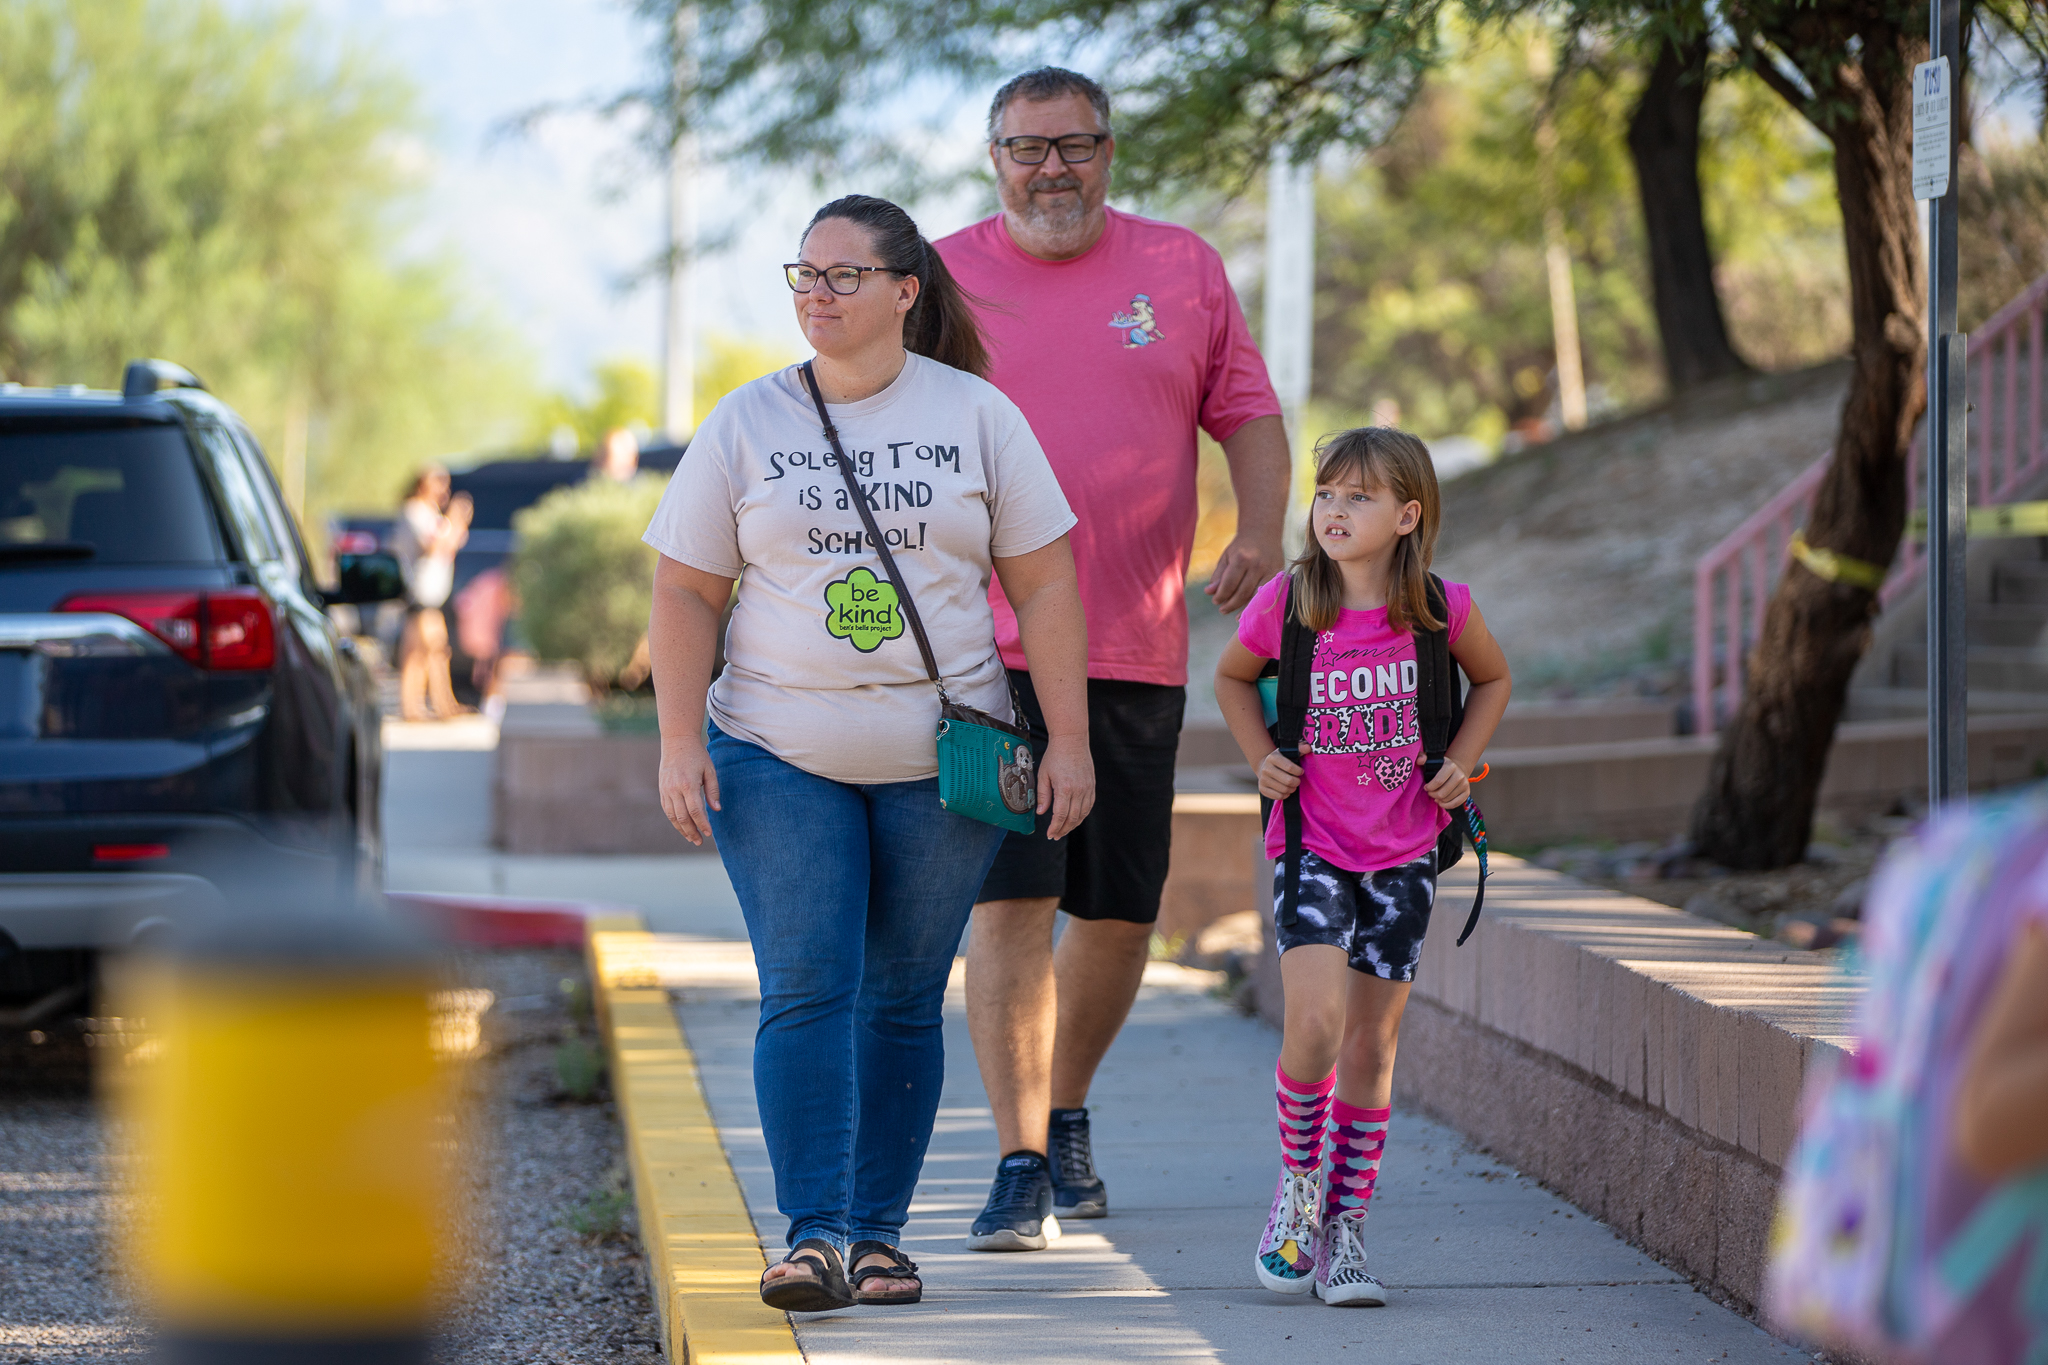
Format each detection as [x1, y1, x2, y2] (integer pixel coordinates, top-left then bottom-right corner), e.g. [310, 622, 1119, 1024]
[122, 359, 207, 401]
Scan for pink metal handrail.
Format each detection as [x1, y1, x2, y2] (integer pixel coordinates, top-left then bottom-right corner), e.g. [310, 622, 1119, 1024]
[1692, 271, 2048, 736]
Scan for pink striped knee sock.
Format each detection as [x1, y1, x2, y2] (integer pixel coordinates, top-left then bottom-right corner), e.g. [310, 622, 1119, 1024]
[1325, 1099, 1391, 1219]
[1275, 1064, 1336, 1174]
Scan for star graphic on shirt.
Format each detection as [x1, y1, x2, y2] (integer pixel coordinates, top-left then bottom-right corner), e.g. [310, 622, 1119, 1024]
[1356, 771, 1374, 785]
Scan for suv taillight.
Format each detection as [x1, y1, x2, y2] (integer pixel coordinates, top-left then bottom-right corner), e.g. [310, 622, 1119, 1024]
[60, 590, 276, 670]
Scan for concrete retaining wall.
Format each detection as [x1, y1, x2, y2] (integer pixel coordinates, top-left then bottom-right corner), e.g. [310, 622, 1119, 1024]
[1482, 710, 2048, 846]
[1249, 855, 1857, 1312]
[492, 704, 704, 855]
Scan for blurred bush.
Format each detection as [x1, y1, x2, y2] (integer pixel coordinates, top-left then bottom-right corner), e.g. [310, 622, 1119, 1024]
[511, 475, 667, 693]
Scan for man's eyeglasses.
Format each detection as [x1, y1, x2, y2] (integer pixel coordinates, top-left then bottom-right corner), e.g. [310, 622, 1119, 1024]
[993, 133, 1109, 166]
[784, 263, 896, 295]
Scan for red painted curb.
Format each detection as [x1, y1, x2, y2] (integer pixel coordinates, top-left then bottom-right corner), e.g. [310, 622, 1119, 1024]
[384, 891, 631, 949]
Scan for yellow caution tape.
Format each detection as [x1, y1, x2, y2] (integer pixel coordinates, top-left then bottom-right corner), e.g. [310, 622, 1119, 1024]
[1908, 500, 2048, 540]
[1789, 531, 1889, 590]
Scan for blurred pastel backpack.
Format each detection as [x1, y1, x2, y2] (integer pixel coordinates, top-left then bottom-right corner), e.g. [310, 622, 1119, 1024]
[1767, 785, 2048, 1361]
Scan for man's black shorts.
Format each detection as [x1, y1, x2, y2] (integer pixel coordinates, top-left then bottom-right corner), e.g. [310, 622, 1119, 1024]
[976, 670, 1184, 924]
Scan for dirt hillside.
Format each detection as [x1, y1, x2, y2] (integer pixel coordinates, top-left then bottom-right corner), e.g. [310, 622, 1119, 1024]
[1434, 360, 1852, 700]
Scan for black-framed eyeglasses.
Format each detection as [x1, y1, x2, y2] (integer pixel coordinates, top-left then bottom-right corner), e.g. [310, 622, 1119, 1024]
[993, 133, 1109, 165]
[784, 263, 896, 295]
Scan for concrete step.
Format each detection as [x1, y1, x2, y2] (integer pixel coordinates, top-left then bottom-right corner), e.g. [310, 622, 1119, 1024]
[1845, 686, 2048, 721]
[1965, 601, 2048, 647]
[1894, 645, 2048, 691]
[1993, 558, 2048, 605]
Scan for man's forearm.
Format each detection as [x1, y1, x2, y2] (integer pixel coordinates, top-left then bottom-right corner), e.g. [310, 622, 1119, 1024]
[1219, 413, 1291, 548]
[1011, 585, 1089, 741]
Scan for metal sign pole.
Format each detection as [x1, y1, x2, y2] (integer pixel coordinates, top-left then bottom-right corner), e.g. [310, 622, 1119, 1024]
[1923, 0, 1968, 806]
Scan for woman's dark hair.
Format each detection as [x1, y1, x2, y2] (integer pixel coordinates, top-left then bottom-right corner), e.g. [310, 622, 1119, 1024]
[802, 194, 990, 378]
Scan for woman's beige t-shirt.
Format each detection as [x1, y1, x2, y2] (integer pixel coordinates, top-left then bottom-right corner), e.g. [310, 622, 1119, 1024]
[643, 354, 1077, 785]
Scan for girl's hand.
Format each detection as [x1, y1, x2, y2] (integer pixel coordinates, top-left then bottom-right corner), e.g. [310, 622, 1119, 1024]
[1038, 733, 1095, 841]
[1425, 758, 1469, 810]
[1257, 750, 1302, 801]
[658, 735, 721, 845]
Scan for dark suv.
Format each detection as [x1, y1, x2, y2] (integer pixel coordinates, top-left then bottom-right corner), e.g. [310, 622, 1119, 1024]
[0, 361, 398, 1021]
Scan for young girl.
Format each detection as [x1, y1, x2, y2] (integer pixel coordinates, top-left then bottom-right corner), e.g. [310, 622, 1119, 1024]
[1215, 427, 1510, 1305]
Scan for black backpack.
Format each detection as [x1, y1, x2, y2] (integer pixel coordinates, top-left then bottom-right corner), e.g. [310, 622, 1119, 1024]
[1262, 572, 1488, 945]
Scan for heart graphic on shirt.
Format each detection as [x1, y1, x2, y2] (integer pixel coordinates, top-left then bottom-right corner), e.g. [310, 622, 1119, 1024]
[1373, 755, 1414, 791]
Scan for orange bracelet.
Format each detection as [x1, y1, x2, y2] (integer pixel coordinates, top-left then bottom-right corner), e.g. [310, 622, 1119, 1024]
[1469, 762, 1489, 783]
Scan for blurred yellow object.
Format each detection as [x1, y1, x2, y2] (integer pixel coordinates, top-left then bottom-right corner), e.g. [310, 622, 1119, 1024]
[125, 962, 447, 1339]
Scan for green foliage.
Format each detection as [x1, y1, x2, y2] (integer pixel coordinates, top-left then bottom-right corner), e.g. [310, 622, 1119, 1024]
[511, 475, 669, 691]
[697, 333, 802, 419]
[561, 1184, 633, 1241]
[1312, 20, 1660, 443]
[554, 1036, 608, 1102]
[529, 358, 661, 454]
[0, 0, 532, 528]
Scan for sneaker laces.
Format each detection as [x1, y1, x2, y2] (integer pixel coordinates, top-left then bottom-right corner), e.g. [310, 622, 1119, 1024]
[1279, 1171, 1319, 1240]
[1326, 1209, 1370, 1274]
[1050, 1117, 1097, 1184]
[984, 1159, 1043, 1213]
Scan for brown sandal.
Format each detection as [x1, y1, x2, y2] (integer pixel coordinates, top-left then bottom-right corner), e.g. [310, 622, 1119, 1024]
[848, 1240, 922, 1305]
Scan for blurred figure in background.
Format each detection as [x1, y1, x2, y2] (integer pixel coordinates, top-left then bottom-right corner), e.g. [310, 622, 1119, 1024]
[391, 465, 471, 721]
[591, 426, 640, 482]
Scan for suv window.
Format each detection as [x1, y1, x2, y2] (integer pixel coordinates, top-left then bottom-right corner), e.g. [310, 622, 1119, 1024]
[225, 427, 306, 581]
[195, 425, 282, 565]
[0, 424, 225, 564]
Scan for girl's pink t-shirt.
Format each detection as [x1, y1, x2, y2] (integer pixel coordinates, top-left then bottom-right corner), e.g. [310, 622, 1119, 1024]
[1237, 571, 1473, 875]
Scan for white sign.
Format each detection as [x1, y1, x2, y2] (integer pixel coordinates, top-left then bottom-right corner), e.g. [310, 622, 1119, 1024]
[1913, 57, 1952, 202]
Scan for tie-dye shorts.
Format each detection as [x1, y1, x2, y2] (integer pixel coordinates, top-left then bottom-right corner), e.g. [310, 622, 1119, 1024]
[1272, 848, 1437, 981]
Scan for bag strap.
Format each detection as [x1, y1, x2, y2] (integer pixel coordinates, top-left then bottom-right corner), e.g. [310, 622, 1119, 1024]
[1275, 576, 1314, 928]
[1411, 573, 1488, 946]
[799, 360, 946, 698]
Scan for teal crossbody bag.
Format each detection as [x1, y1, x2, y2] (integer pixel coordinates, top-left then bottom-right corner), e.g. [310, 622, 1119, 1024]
[800, 363, 1037, 835]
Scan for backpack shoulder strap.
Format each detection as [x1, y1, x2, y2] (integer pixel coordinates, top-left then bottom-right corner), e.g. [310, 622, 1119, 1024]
[1416, 573, 1455, 779]
[1275, 576, 1315, 927]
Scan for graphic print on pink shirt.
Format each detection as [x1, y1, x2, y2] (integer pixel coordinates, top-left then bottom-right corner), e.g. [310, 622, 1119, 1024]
[935, 209, 1281, 687]
[1237, 572, 1473, 875]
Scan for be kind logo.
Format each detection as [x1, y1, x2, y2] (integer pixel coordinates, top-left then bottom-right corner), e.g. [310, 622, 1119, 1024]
[824, 567, 903, 653]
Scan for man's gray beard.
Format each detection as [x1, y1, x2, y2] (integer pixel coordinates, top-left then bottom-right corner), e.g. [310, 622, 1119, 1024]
[1001, 176, 1102, 243]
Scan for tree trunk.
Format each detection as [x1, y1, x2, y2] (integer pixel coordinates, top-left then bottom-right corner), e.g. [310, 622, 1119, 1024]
[1690, 18, 1929, 870]
[1627, 31, 1747, 390]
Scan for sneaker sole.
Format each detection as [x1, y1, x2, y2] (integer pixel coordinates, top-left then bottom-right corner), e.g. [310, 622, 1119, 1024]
[1254, 1254, 1318, 1296]
[1313, 1280, 1388, 1307]
[1052, 1198, 1106, 1219]
[965, 1215, 1061, 1252]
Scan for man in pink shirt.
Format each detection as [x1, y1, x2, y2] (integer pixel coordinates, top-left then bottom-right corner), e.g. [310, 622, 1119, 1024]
[936, 67, 1291, 1251]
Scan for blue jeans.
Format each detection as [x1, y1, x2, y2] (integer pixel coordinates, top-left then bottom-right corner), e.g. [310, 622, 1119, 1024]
[706, 723, 1006, 1252]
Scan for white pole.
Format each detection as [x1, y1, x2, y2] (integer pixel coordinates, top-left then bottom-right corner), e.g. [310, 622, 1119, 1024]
[1264, 144, 1316, 547]
[662, 5, 698, 443]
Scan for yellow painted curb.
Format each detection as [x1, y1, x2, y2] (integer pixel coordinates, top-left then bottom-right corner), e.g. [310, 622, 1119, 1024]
[587, 915, 802, 1365]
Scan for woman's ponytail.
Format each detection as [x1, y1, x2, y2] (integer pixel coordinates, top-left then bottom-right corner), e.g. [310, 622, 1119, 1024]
[802, 195, 991, 379]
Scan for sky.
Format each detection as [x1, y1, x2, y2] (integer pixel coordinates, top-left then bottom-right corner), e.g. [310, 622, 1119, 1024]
[292, 0, 995, 400]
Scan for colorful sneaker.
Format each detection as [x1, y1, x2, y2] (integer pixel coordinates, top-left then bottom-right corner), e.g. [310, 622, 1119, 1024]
[1314, 1208, 1388, 1306]
[1253, 1167, 1323, 1294]
[966, 1151, 1062, 1252]
[1048, 1107, 1107, 1219]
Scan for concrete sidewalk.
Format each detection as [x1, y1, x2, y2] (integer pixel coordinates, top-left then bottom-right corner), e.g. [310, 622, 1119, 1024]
[672, 942, 1809, 1364]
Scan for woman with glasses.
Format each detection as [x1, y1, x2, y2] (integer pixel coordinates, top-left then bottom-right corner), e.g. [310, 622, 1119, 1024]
[643, 193, 1094, 1311]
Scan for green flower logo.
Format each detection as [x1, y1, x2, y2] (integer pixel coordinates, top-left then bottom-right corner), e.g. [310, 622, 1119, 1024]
[823, 566, 903, 653]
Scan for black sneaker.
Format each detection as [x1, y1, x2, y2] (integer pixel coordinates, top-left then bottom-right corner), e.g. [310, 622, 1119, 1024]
[966, 1150, 1061, 1251]
[1049, 1107, 1108, 1219]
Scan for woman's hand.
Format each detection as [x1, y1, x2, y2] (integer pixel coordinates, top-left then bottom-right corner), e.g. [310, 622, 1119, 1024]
[1424, 757, 1469, 810]
[1257, 750, 1302, 801]
[1037, 733, 1095, 841]
[658, 735, 721, 846]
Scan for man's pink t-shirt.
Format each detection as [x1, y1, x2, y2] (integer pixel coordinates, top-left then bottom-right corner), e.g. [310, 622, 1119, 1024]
[1238, 572, 1474, 874]
[936, 208, 1281, 686]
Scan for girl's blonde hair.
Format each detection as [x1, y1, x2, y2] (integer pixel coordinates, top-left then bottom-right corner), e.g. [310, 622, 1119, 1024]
[1289, 426, 1442, 633]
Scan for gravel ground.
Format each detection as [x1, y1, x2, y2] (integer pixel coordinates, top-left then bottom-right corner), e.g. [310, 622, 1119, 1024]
[0, 947, 663, 1364]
